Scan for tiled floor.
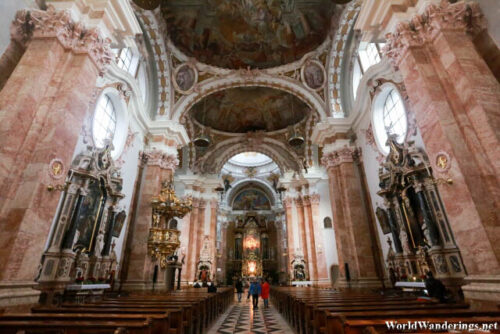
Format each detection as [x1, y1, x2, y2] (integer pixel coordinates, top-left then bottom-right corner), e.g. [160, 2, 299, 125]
[207, 295, 296, 334]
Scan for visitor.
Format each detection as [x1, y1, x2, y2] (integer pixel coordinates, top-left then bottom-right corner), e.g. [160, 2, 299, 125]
[261, 279, 270, 308]
[249, 279, 261, 309]
[207, 281, 217, 293]
[424, 271, 446, 302]
[193, 280, 201, 288]
[235, 278, 244, 302]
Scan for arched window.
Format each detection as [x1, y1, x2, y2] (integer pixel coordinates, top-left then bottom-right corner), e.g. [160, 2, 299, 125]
[352, 42, 384, 99]
[382, 89, 407, 143]
[372, 85, 408, 154]
[323, 217, 333, 229]
[92, 94, 117, 149]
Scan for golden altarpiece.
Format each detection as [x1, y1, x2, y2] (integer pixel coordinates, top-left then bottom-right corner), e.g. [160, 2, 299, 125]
[226, 214, 278, 283]
[36, 145, 125, 304]
[376, 137, 466, 289]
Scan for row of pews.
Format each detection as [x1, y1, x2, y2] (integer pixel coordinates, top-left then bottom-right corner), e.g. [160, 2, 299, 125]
[271, 287, 500, 334]
[0, 287, 233, 334]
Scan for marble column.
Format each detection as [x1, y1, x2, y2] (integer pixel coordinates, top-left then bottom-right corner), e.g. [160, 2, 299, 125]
[322, 146, 382, 289]
[122, 149, 178, 291]
[384, 1, 500, 303]
[209, 199, 218, 281]
[294, 197, 311, 279]
[308, 194, 329, 285]
[185, 198, 200, 282]
[302, 195, 318, 282]
[283, 198, 295, 276]
[0, 7, 111, 304]
[195, 199, 207, 269]
[179, 210, 192, 284]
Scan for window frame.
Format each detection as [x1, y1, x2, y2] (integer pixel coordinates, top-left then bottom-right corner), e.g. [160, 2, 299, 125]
[91, 88, 130, 159]
[371, 84, 408, 155]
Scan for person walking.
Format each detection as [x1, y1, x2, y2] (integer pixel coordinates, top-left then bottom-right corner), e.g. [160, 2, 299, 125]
[261, 279, 270, 308]
[235, 278, 244, 302]
[248, 280, 261, 309]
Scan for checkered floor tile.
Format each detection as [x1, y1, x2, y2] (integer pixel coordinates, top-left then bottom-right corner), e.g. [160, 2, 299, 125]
[207, 296, 295, 333]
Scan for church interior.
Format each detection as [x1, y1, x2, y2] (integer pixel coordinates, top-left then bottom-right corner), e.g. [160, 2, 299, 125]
[0, 0, 499, 332]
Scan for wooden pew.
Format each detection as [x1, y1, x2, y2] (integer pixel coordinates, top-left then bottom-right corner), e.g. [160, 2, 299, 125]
[0, 318, 154, 334]
[271, 286, 500, 334]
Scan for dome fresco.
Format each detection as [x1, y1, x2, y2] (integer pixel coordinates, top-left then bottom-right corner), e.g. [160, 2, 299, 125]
[191, 87, 308, 133]
[161, 0, 337, 69]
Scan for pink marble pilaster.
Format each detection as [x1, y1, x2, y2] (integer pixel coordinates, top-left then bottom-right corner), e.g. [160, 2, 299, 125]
[0, 7, 111, 282]
[384, 0, 500, 276]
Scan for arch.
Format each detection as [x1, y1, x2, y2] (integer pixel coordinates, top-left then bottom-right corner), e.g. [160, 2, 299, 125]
[170, 76, 328, 122]
[371, 83, 407, 155]
[197, 137, 302, 174]
[93, 86, 130, 160]
[327, 0, 362, 117]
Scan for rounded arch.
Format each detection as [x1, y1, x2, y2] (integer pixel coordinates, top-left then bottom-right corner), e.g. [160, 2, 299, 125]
[171, 76, 328, 122]
[196, 137, 302, 174]
[371, 82, 407, 155]
[93, 86, 130, 160]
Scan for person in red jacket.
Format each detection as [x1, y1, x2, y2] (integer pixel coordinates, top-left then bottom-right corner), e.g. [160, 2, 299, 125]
[260, 278, 270, 308]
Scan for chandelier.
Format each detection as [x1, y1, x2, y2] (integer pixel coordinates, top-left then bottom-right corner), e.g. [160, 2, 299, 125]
[148, 178, 192, 268]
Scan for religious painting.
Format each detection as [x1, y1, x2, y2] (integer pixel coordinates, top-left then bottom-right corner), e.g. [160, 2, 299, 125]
[73, 178, 107, 253]
[232, 189, 271, 210]
[112, 210, 127, 238]
[161, 0, 337, 69]
[190, 87, 308, 133]
[173, 63, 197, 93]
[301, 60, 326, 90]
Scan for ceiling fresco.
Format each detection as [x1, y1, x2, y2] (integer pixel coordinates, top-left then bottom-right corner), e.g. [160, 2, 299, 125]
[190, 87, 309, 133]
[161, 0, 338, 69]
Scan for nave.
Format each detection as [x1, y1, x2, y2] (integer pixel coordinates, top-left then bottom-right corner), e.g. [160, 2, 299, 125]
[207, 296, 293, 334]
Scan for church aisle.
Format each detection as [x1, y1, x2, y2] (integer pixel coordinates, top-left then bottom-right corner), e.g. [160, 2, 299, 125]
[207, 294, 296, 334]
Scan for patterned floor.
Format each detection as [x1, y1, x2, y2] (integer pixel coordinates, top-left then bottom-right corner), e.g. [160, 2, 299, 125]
[207, 296, 296, 334]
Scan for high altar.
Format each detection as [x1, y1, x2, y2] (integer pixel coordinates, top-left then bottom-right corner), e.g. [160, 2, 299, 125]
[242, 220, 262, 277]
[225, 213, 278, 282]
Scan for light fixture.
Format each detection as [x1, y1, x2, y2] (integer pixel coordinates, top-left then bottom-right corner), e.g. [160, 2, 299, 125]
[215, 185, 224, 201]
[277, 186, 287, 202]
[148, 178, 192, 269]
[287, 99, 304, 147]
[194, 98, 211, 147]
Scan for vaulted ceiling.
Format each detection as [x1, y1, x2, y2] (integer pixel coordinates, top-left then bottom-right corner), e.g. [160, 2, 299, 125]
[190, 87, 308, 133]
[161, 0, 338, 68]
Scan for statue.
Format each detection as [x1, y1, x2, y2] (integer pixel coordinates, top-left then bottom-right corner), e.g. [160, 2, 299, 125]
[94, 230, 105, 257]
[399, 228, 411, 254]
[294, 265, 306, 281]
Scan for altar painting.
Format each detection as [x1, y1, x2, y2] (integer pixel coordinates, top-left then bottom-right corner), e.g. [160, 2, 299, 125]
[233, 189, 271, 210]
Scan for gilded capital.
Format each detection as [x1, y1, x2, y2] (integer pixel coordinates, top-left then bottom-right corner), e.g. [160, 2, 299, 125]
[10, 6, 112, 74]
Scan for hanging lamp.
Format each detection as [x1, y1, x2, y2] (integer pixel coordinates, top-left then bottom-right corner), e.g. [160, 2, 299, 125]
[287, 98, 304, 147]
[193, 97, 211, 148]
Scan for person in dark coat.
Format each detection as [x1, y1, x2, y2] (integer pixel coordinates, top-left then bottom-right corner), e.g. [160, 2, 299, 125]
[207, 281, 217, 293]
[235, 278, 244, 302]
[248, 280, 262, 309]
[424, 271, 446, 302]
